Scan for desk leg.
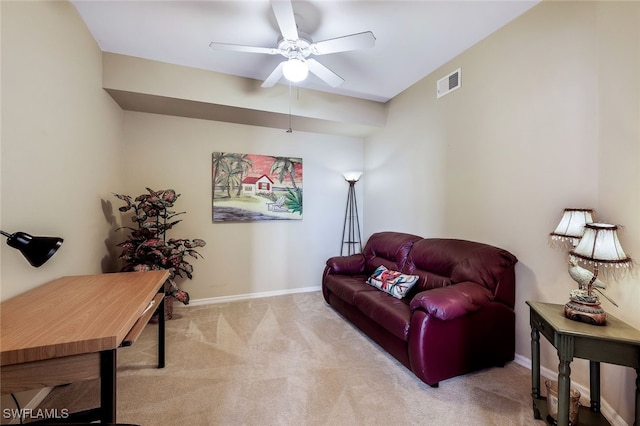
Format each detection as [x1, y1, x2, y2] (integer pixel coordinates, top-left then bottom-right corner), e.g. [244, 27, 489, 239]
[589, 361, 601, 412]
[100, 349, 116, 424]
[557, 335, 573, 426]
[635, 369, 639, 426]
[159, 295, 166, 369]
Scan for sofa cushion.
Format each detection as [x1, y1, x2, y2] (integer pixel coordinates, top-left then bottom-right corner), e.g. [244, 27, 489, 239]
[353, 290, 412, 341]
[406, 270, 453, 296]
[367, 265, 419, 299]
[404, 238, 517, 293]
[323, 273, 376, 305]
[363, 232, 422, 274]
[450, 246, 517, 294]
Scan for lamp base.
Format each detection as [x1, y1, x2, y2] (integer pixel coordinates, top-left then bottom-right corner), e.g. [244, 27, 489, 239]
[564, 300, 607, 325]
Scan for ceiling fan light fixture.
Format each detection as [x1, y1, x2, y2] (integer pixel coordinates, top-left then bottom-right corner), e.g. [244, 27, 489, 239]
[282, 58, 309, 83]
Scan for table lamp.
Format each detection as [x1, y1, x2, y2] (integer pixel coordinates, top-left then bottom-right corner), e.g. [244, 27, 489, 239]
[565, 223, 632, 325]
[550, 208, 633, 324]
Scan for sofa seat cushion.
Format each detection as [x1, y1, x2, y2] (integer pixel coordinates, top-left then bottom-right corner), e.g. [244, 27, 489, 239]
[324, 274, 375, 305]
[353, 290, 411, 341]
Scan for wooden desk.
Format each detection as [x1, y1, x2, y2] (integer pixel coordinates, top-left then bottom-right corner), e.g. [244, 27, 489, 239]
[527, 301, 640, 426]
[1, 270, 169, 424]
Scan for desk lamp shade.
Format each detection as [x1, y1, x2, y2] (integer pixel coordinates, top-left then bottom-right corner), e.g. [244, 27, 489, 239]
[550, 208, 593, 247]
[1, 230, 63, 267]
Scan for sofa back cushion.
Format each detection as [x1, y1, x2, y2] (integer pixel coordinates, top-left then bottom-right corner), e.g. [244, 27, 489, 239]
[403, 239, 517, 299]
[363, 232, 422, 274]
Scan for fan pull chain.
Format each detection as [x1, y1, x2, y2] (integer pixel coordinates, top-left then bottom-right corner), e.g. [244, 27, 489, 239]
[287, 80, 293, 133]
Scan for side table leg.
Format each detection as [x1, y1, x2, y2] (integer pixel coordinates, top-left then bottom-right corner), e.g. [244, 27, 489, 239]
[530, 324, 542, 420]
[532, 326, 540, 399]
[589, 361, 601, 412]
[557, 335, 574, 426]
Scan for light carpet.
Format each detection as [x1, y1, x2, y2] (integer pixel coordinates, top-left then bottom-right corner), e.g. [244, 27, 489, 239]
[35, 291, 545, 425]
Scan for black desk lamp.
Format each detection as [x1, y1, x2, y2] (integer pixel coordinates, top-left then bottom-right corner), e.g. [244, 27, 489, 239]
[1, 230, 63, 267]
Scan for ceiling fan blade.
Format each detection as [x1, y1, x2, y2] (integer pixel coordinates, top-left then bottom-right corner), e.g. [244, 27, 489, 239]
[209, 42, 279, 55]
[310, 31, 376, 55]
[270, 0, 298, 41]
[261, 62, 285, 88]
[307, 58, 344, 88]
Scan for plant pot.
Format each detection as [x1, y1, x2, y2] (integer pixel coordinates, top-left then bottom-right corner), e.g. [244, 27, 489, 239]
[164, 295, 174, 320]
[151, 295, 174, 322]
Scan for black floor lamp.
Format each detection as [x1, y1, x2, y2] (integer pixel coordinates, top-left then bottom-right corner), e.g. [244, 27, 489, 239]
[340, 171, 363, 256]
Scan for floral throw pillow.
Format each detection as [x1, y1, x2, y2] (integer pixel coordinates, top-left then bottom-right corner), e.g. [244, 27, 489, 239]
[367, 265, 419, 299]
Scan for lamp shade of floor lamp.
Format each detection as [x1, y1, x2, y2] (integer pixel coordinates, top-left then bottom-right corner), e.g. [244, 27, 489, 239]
[1, 230, 63, 267]
[340, 172, 362, 256]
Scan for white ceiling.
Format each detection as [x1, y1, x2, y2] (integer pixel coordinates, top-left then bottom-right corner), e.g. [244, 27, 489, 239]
[71, 0, 539, 103]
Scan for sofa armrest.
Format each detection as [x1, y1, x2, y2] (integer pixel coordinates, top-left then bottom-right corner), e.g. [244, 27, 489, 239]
[325, 254, 366, 275]
[409, 281, 493, 321]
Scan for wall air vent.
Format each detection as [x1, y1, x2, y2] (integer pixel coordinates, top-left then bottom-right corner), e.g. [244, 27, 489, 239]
[436, 68, 461, 98]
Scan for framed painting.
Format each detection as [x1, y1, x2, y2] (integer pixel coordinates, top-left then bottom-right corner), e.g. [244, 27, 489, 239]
[212, 152, 303, 222]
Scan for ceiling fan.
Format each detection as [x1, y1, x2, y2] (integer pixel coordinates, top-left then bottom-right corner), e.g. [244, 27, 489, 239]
[209, 0, 376, 88]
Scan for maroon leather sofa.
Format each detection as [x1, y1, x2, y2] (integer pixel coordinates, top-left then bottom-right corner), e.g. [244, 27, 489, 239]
[322, 231, 518, 387]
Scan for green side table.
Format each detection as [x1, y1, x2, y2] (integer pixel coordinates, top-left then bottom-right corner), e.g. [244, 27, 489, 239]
[527, 301, 640, 426]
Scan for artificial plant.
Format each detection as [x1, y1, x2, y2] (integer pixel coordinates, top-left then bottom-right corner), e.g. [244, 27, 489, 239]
[113, 188, 206, 305]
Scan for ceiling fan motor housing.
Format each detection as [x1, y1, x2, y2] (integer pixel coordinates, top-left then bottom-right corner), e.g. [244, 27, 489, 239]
[277, 32, 312, 59]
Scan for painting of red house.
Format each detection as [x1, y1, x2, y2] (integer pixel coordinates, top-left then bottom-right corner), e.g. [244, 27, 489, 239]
[212, 152, 303, 222]
[242, 174, 273, 195]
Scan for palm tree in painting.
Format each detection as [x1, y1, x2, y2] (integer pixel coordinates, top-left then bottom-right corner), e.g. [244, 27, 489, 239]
[232, 154, 253, 197]
[270, 157, 303, 215]
[212, 152, 235, 199]
[270, 157, 301, 190]
[215, 159, 236, 199]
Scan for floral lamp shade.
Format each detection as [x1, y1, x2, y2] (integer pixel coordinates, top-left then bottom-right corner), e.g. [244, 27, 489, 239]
[550, 208, 594, 247]
[570, 223, 632, 269]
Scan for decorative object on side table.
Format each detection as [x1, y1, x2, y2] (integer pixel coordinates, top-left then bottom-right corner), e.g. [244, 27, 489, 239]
[550, 208, 633, 325]
[340, 171, 362, 256]
[114, 188, 206, 318]
[545, 379, 581, 425]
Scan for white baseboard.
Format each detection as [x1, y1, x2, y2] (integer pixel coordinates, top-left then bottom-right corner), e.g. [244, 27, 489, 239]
[184, 285, 321, 307]
[513, 354, 627, 426]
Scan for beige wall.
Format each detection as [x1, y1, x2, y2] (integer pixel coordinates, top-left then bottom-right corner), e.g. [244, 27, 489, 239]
[1, 1, 125, 297]
[365, 2, 639, 424]
[0, 0, 125, 413]
[117, 111, 363, 301]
